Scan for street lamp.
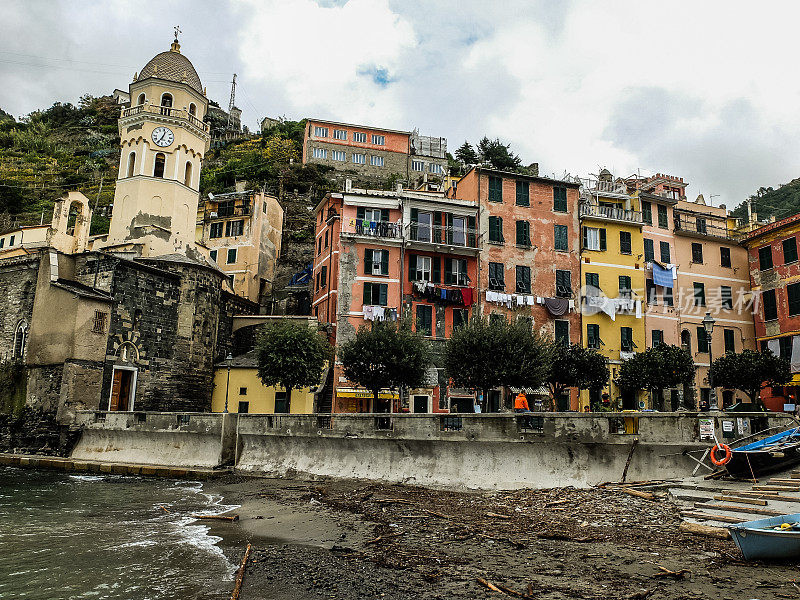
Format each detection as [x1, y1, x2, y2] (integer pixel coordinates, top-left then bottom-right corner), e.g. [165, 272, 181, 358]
[702, 312, 717, 411]
[223, 352, 233, 413]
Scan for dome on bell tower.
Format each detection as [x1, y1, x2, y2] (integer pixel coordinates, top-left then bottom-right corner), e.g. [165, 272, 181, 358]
[136, 39, 204, 94]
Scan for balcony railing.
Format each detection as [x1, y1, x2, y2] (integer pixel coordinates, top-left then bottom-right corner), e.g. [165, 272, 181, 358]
[203, 205, 251, 221]
[406, 223, 479, 248]
[673, 213, 732, 239]
[579, 203, 642, 224]
[342, 220, 402, 239]
[121, 104, 210, 133]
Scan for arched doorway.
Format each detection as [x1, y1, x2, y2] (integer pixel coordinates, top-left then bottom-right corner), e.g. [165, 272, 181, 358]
[108, 343, 139, 412]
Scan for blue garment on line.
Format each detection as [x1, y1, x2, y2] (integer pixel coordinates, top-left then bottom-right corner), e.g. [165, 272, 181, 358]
[652, 263, 674, 288]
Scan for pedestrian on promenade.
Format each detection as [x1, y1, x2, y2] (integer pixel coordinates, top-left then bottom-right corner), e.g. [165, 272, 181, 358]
[514, 392, 530, 413]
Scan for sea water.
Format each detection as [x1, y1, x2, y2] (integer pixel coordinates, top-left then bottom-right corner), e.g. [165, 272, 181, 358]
[0, 467, 236, 599]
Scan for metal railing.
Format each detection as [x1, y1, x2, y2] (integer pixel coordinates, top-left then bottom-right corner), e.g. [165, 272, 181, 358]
[579, 203, 643, 224]
[406, 223, 479, 248]
[121, 104, 210, 133]
[343, 220, 402, 239]
[204, 205, 251, 221]
[673, 212, 732, 239]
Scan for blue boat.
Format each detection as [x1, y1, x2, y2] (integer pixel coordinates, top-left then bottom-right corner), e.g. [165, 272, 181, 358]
[729, 513, 800, 560]
[725, 427, 800, 478]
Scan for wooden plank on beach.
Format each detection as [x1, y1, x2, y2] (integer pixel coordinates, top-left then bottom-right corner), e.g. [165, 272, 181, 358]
[753, 485, 800, 492]
[713, 495, 767, 506]
[731, 491, 800, 503]
[680, 510, 745, 524]
[679, 520, 731, 539]
[694, 502, 783, 516]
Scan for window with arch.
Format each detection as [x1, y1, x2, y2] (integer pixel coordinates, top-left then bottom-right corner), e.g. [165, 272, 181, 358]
[153, 153, 166, 178]
[680, 329, 692, 354]
[13, 321, 28, 359]
[161, 93, 173, 107]
[184, 161, 193, 187]
[126, 152, 136, 178]
[137, 93, 146, 105]
[188, 103, 196, 117]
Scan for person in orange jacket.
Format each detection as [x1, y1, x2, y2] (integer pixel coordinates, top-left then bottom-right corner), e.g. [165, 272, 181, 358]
[514, 392, 530, 413]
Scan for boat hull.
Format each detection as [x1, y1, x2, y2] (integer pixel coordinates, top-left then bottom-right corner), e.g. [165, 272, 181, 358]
[725, 445, 800, 478]
[729, 513, 800, 560]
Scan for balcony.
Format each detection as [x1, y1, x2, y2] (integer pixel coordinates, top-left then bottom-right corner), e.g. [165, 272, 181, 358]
[405, 223, 479, 251]
[203, 205, 252, 221]
[341, 220, 402, 240]
[121, 104, 210, 134]
[673, 212, 733, 240]
[579, 203, 643, 225]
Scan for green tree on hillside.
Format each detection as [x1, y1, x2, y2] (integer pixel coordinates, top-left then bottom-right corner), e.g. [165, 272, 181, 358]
[477, 136, 522, 171]
[455, 141, 478, 166]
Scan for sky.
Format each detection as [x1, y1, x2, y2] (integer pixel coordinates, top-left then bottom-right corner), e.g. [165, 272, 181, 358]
[2, 0, 799, 208]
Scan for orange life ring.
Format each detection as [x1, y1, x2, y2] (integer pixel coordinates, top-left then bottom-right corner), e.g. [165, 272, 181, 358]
[710, 443, 732, 466]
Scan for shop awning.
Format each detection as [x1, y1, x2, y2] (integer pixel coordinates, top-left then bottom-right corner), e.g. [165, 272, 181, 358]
[336, 388, 399, 400]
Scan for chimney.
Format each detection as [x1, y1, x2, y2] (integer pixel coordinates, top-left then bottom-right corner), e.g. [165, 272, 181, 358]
[396, 183, 403, 193]
[345, 178, 352, 192]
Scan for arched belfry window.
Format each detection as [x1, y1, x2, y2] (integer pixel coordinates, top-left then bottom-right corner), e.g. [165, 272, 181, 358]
[13, 321, 28, 359]
[184, 161, 193, 187]
[137, 93, 146, 106]
[188, 103, 196, 117]
[161, 94, 172, 107]
[126, 152, 136, 178]
[154, 153, 166, 178]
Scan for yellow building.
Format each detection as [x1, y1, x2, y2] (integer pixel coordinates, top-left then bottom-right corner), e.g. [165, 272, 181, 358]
[578, 170, 647, 410]
[210, 350, 324, 414]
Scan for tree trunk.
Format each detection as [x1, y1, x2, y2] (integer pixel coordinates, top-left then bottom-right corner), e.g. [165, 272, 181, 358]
[286, 387, 292, 413]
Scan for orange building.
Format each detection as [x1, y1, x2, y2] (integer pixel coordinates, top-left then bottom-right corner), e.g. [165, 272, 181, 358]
[312, 185, 478, 413]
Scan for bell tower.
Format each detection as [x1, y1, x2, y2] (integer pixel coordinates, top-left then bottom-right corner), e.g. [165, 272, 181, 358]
[104, 31, 210, 258]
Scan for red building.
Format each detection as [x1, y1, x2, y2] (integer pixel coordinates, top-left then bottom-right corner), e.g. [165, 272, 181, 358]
[742, 213, 800, 411]
[312, 185, 479, 413]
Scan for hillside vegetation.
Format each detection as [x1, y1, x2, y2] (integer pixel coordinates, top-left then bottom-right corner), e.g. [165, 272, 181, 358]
[731, 180, 800, 223]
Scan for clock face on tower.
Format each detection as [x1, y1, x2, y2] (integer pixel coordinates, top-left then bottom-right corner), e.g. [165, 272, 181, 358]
[151, 126, 174, 147]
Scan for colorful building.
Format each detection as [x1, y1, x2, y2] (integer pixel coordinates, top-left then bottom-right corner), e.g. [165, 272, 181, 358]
[454, 166, 582, 410]
[578, 171, 646, 410]
[311, 186, 479, 413]
[742, 213, 800, 411]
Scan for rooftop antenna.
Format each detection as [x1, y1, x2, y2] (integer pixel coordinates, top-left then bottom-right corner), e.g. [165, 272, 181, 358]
[709, 193, 720, 207]
[226, 74, 237, 131]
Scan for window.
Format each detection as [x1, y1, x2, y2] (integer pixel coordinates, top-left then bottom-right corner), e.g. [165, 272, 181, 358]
[553, 187, 567, 212]
[92, 311, 107, 334]
[314, 126, 328, 137]
[218, 200, 235, 217]
[697, 327, 710, 353]
[312, 147, 327, 159]
[556, 270, 572, 298]
[620, 327, 633, 352]
[160, 93, 172, 108]
[332, 150, 346, 161]
[516, 266, 531, 293]
[696, 217, 707, 234]
[643, 238, 654, 262]
[320, 265, 328, 288]
[189, 103, 196, 116]
[488, 176, 502, 202]
[759, 245, 773, 270]
[489, 216, 504, 243]
[237, 401, 250, 414]
[364, 248, 389, 276]
[619, 275, 632, 296]
[691, 242, 703, 263]
[8, 235, 13, 246]
[445, 258, 468, 285]
[126, 152, 136, 177]
[153, 152, 165, 178]
[225, 220, 244, 237]
[13, 321, 28, 358]
[583, 226, 606, 251]
[488, 262, 505, 291]
[239, 387, 248, 396]
[780, 336, 793, 361]
[209, 249, 217, 262]
[720, 286, 733, 310]
[429, 163, 444, 174]
[660, 241, 671, 263]
[652, 329, 663, 347]
[453, 308, 468, 329]
[352, 153, 366, 165]
[416, 304, 433, 336]
[555, 320, 569, 345]
[587, 324, 600, 349]
[324, 231, 329, 247]
[724, 328, 736, 354]
[664, 286, 674, 307]
[619, 231, 632, 254]
[789, 283, 800, 316]
[363, 282, 388, 306]
[184, 161, 193, 187]
[693, 282, 705, 306]
[333, 128, 347, 140]
[317, 238, 321, 256]
[785, 237, 799, 264]
[227, 248, 237, 264]
[370, 155, 384, 167]
[641, 201, 652, 225]
[720, 247, 731, 268]
[372, 134, 385, 145]
[515, 181, 529, 206]
[681, 329, 692, 353]
[657, 204, 668, 228]
[210, 222, 223, 238]
[0, 238, 4, 248]
[516, 220, 530, 247]
[412, 160, 424, 171]
[409, 255, 433, 281]
[554, 225, 568, 251]
[585, 272, 600, 295]
[357, 207, 389, 223]
[137, 93, 145, 105]
[353, 132, 367, 143]
[646, 279, 656, 304]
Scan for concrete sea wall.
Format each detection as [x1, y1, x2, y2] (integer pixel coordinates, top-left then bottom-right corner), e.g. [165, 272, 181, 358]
[68, 411, 795, 489]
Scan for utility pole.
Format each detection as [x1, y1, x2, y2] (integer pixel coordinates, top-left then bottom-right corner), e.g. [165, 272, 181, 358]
[226, 74, 237, 132]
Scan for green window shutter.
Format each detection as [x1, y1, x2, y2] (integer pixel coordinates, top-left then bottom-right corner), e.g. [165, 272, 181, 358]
[696, 327, 708, 353]
[357, 207, 365, 220]
[434, 211, 443, 242]
[458, 259, 467, 284]
[444, 258, 453, 284]
[643, 238, 654, 261]
[467, 215, 476, 247]
[381, 209, 390, 222]
[378, 284, 388, 306]
[489, 176, 503, 202]
[620, 231, 631, 254]
[599, 228, 607, 251]
[364, 248, 374, 274]
[555, 320, 569, 344]
[641, 201, 652, 225]
[380, 250, 389, 275]
[784, 238, 798, 264]
[432, 257, 441, 283]
[516, 181, 529, 206]
[555, 225, 567, 251]
[582, 227, 588, 249]
[554, 187, 567, 212]
[408, 254, 417, 281]
[489, 216, 497, 242]
[410, 207, 418, 223]
[445, 212, 454, 244]
[660, 241, 671, 263]
[789, 283, 800, 315]
[657, 204, 668, 228]
[516, 221, 526, 246]
[363, 282, 372, 305]
[724, 328, 735, 353]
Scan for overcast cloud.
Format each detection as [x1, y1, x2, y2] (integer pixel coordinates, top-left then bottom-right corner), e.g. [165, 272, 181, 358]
[2, 0, 800, 207]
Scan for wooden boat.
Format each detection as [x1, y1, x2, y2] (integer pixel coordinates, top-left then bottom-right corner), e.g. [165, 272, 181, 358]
[729, 513, 800, 560]
[725, 427, 800, 478]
